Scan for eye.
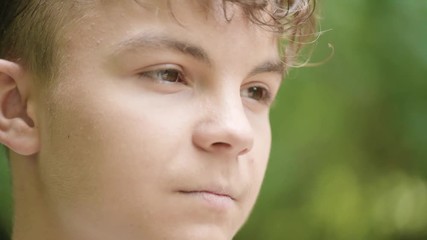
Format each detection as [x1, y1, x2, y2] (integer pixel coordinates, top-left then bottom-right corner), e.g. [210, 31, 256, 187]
[140, 68, 185, 84]
[241, 85, 272, 104]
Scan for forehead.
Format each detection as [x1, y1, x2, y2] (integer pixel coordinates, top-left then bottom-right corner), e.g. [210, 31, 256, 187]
[95, 0, 246, 20]
[69, 0, 278, 43]
[59, 0, 280, 76]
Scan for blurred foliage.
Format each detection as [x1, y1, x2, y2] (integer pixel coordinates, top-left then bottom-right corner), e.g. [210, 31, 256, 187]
[0, 147, 11, 239]
[236, 0, 427, 239]
[1, 0, 427, 239]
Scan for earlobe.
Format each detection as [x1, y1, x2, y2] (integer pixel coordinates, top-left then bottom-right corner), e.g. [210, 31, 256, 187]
[0, 59, 40, 156]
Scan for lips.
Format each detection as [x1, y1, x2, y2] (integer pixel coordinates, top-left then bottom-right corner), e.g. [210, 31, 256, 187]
[179, 185, 236, 201]
[180, 190, 234, 200]
[178, 185, 238, 209]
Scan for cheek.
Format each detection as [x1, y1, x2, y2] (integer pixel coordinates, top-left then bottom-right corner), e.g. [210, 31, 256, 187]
[37, 87, 202, 240]
[38, 84, 190, 213]
[240, 120, 271, 213]
[251, 114, 272, 173]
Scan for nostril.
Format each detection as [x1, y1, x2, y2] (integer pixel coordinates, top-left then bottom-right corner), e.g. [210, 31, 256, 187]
[211, 142, 232, 149]
[209, 142, 250, 157]
[238, 148, 250, 156]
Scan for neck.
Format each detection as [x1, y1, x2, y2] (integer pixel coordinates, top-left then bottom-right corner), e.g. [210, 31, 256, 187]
[10, 153, 63, 240]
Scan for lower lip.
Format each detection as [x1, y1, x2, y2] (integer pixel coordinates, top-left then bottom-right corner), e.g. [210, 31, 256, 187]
[181, 191, 234, 210]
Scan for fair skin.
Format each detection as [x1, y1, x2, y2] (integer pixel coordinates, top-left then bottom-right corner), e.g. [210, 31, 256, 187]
[0, 1, 283, 240]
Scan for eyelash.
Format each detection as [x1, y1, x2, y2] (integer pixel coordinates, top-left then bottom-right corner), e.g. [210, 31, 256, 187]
[139, 68, 273, 104]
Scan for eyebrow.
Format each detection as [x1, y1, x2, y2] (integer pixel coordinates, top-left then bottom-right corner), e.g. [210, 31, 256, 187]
[114, 33, 212, 65]
[247, 60, 285, 78]
[114, 33, 284, 76]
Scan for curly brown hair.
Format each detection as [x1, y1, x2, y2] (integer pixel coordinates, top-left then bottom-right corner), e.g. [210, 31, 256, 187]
[0, 0, 317, 82]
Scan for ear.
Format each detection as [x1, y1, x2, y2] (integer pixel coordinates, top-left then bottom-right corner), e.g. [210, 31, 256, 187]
[0, 59, 40, 156]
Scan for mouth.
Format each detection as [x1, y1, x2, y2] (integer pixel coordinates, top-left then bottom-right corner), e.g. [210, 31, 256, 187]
[179, 190, 235, 200]
[178, 189, 236, 210]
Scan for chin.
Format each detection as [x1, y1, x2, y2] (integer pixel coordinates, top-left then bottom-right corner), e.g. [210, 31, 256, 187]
[168, 225, 235, 240]
[129, 219, 239, 240]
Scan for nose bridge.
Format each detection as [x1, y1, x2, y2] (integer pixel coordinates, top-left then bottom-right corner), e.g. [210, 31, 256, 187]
[192, 88, 254, 156]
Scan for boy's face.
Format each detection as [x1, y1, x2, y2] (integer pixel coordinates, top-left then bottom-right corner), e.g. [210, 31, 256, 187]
[34, 1, 282, 239]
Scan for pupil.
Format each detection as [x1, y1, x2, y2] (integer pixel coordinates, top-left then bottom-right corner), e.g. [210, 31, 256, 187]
[160, 69, 179, 82]
[249, 87, 263, 100]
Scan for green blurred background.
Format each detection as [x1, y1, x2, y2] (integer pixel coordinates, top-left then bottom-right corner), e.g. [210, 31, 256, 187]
[1, 0, 427, 239]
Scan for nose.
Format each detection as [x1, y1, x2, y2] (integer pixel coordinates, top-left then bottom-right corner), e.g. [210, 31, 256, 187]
[192, 97, 254, 158]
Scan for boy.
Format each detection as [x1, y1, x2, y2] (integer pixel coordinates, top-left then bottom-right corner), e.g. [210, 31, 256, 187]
[0, 0, 316, 239]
